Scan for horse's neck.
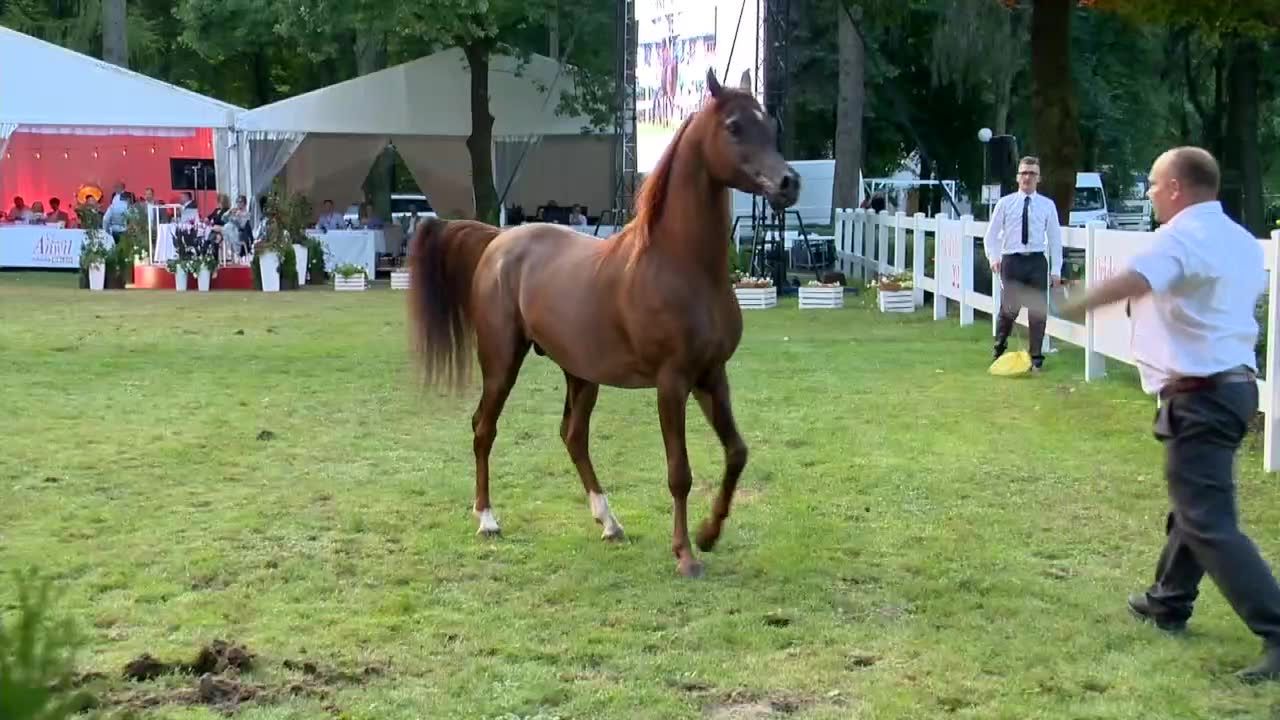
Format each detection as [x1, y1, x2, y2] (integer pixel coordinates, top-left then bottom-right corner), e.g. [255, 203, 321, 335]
[649, 143, 730, 280]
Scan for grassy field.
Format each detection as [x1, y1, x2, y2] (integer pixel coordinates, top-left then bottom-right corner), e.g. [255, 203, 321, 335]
[4, 271, 1280, 719]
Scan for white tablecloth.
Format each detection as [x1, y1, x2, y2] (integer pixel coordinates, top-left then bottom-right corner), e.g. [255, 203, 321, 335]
[154, 224, 177, 264]
[305, 229, 378, 278]
[0, 225, 86, 268]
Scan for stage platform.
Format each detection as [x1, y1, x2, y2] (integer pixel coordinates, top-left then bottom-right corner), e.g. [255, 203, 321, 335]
[132, 264, 255, 291]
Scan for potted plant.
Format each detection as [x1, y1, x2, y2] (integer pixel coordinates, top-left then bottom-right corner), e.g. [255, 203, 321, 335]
[80, 234, 111, 291]
[190, 226, 220, 292]
[871, 270, 916, 313]
[731, 272, 777, 309]
[166, 222, 203, 292]
[332, 262, 368, 291]
[391, 258, 411, 290]
[798, 278, 845, 309]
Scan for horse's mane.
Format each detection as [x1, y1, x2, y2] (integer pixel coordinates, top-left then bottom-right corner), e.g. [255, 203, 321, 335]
[600, 109, 701, 267]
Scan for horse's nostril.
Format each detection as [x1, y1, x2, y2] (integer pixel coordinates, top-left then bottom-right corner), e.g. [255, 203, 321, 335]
[780, 175, 792, 191]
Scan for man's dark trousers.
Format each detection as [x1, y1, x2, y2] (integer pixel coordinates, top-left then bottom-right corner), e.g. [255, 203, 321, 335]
[993, 252, 1048, 366]
[1142, 379, 1280, 647]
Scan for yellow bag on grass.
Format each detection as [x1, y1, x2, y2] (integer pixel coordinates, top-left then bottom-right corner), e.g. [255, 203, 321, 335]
[988, 350, 1032, 377]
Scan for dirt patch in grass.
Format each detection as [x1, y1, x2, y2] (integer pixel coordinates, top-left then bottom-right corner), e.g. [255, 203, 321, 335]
[98, 640, 383, 716]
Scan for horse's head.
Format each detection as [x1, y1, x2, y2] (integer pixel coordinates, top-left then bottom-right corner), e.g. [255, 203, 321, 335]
[701, 68, 799, 212]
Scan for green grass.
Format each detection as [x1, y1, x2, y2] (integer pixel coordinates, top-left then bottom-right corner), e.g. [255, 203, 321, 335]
[4, 271, 1280, 719]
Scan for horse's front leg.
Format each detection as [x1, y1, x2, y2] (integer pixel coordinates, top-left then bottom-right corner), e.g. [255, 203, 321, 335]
[693, 364, 747, 552]
[657, 372, 700, 578]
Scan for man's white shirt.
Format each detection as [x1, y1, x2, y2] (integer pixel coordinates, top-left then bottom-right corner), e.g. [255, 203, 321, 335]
[982, 190, 1063, 277]
[1127, 201, 1265, 395]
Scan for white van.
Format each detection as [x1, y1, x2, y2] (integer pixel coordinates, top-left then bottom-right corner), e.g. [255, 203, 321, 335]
[1069, 172, 1108, 228]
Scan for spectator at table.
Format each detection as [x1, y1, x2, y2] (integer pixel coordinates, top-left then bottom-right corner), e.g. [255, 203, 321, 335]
[46, 198, 69, 226]
[316, 200, 345, 230]
[27, 201, 46, 224]
[7, 196, 30, 222]
[568, 204, 588, 226]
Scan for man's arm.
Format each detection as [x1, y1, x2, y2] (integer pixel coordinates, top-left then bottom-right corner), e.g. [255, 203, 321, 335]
[982, 197, 1004, 268]
[1058, 271, 1152, 322]
[1045, 199, 1063, 279]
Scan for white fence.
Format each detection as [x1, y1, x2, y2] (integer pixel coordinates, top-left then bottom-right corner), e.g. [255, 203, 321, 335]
[832, 208, 1280, 472]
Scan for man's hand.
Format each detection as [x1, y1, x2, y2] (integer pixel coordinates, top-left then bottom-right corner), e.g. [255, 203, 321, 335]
[1050, 275, 1062, 287]
[991, 260, 1001, 273]
[1058, 298, 1086, 323]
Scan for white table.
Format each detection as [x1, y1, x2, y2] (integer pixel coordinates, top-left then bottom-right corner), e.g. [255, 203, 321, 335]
[0, 225, 87, 268]
[305, 229, 378, 279]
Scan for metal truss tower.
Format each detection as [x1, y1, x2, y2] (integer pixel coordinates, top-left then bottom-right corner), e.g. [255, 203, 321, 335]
[612, 0, 638, 223]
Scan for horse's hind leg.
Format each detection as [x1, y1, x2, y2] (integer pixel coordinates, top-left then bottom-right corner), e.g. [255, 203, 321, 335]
[693, 365, 748, 552]
[560, 371, 624, 541]
[471, 328, 530, 537]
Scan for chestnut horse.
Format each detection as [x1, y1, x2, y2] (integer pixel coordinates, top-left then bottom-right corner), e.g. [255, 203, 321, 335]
[407, 69, 799, 578]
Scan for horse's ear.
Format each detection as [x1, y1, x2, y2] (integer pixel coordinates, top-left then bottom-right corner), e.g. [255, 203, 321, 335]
[706, 68, 722, 98]
[739, 69, 751, 92]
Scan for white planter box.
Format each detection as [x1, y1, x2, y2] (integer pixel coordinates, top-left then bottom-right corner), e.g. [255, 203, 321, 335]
[733, 286, 777, 309]
[88, 263, 105, 291]
[334, 275, 368, 291]
[260, 252, 281, 292]
[174, 267, 189, 292]
[197, 267, 212, 292]
[390, 270, 411, 290]
[798, 286, 844, 309]
[292, 243, 309, 286]
[877, 289, 916, 313]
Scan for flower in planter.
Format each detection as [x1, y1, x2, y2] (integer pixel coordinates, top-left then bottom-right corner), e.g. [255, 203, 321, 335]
[733, 275, 774, 289]
[804, 279, 842, 288]
[334, 263, 366, 279]
[874, 270, 913, 292]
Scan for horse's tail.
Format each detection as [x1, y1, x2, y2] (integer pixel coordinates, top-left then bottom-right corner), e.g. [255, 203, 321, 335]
[407, 217, 502, 392]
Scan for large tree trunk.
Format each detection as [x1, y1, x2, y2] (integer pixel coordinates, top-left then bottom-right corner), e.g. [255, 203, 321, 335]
[1224, 37, 1262, 236]
[465, 39, 499, 223]
[832, 4, 864, 212]
[101, 0, 127, 67]
[356, 29, 392, 221]
[1029, 0, 1081, 225]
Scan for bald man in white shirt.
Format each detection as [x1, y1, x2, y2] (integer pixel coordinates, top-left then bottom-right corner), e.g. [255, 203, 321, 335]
[983, 156, 1063, 371]
[1059, 146, 1280, 683]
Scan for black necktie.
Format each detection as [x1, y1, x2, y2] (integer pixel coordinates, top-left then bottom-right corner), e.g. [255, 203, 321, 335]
[1021, 195, 1030, 245]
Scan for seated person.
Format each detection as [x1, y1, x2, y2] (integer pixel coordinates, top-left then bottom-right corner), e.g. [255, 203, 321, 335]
[568, 204, 588, 226]
[27, 201, 46, 224]
[206, 194, 231, 226]
[6, 196, 30, 223]
[357, 203, 384, 229]
[316, 199, 345, 230]
[45, 197, 70, 226]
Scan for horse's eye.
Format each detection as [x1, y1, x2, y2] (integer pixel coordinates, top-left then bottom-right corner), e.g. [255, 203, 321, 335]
[726, 119, 743, 138]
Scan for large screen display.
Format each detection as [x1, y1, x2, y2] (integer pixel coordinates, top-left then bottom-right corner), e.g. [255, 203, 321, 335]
[636, 0, 764, 172]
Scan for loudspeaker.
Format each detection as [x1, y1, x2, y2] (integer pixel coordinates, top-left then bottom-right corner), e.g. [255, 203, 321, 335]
[985, 134, 1019, 197]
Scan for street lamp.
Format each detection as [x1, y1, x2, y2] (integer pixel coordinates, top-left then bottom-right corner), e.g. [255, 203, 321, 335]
[978, 127, 992, 220]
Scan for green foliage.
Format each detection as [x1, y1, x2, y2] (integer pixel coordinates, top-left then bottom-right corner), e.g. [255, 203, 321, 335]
[333, 262, 366, 279]
[0, 569, 88, 720]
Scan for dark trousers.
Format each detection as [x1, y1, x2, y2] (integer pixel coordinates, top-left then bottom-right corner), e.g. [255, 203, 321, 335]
[1145, 380, 1280, 646]
[994, 252, 1048, 365]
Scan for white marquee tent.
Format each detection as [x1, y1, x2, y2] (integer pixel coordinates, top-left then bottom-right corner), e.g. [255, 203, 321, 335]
[0, 26, 243, 193]
[232, 47, 616, 220]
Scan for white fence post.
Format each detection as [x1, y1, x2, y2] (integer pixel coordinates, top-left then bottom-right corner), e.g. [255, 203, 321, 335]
[877, 211, 889, 275]
[1267, 230, 1280, 472]
[893, 212, 907, 271]
[853, 209, 866, 280]
[933, 214, 947, 321]
[1083, 223, 1106, 381]
[959, 214, 974, 326]
[912, 212, 925, 308]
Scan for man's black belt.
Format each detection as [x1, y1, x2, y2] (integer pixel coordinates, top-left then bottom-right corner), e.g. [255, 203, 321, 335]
[1159, 366, 1257, 401]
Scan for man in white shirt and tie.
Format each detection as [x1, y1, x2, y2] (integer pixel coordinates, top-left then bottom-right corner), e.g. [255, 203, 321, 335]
[983, 156, 1063, 372]
[1059, 146, 1280, 683]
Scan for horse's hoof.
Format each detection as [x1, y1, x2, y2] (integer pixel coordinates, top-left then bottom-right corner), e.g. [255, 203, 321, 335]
[601, 526, 626, 542]
[695, 521, 720, 552]
[476, 527, 501, 538]
[677, 560, 704, 579]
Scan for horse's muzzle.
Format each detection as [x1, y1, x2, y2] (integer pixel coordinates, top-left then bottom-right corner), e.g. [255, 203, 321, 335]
[767, 168, 801, 210]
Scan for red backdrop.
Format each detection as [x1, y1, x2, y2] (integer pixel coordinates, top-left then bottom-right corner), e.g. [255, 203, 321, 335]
[1, 127, 217, 219]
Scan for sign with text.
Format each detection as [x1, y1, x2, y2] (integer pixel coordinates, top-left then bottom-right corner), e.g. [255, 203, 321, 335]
[1090, 228, 1159, 362]
[0, 226, 85, 269]
[935, 217, 965, 302]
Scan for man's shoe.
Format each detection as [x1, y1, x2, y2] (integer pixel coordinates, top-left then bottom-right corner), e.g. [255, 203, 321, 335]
[1127, 593, 1187, 632]
[1235, 647, 1280, 684]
